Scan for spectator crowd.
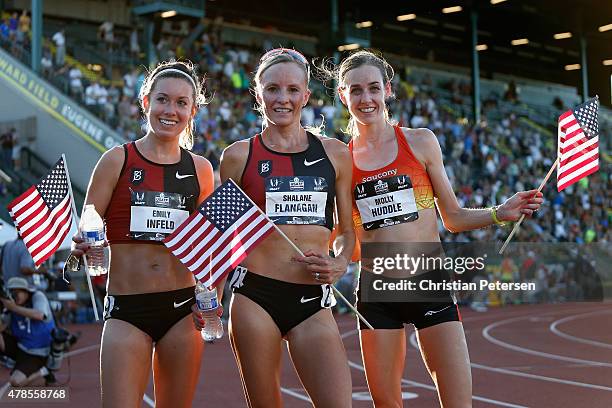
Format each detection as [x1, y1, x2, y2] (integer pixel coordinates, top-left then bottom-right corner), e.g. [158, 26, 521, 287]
[1, 9, 609, 312]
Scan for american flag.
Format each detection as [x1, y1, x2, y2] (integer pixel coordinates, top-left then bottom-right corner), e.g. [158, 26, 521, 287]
[164, 179, 275, 288]
[557, 96, 599, 192]
[7, 157, 74, 267]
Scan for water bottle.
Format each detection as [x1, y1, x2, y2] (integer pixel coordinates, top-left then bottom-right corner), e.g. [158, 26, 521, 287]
[80, 204, 108, 276]
[195, 281, 223, 342]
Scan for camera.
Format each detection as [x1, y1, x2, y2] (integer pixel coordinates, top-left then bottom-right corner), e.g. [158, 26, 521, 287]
[0, 281, 11, 300]
[46, 327, 79, 371]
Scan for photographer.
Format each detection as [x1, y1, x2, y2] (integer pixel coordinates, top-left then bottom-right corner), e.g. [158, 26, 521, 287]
[0, 277, 55, 386]
[1, 234, 40, 285]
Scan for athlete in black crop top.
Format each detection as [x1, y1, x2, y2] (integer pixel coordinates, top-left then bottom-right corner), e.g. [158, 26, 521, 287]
[192, 48, 355, 407]
[71, 61, 215, 408]
[105, 141, 200, 244]
[240, 132, 336, 230]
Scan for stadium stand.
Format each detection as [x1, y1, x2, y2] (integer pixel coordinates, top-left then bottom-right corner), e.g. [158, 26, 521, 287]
[0, 3, 609, 318]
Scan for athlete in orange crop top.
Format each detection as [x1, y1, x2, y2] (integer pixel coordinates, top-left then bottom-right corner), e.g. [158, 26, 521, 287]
[314, 50, 544, 407]
[350, 125, 435, 231]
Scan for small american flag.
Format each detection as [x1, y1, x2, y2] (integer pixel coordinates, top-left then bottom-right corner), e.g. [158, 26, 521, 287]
[557, 96, 599, 192]
[164, 179, 274, 288]
[7, 157, 74, 267]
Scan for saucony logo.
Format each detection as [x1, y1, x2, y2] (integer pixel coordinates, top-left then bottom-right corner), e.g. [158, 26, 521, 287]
[176, 171, 194, 179]
[424, 305, 451, 316]
[300, 296, 320, 304]
[304, 158, 325, 167]
[173, 297, 193, 308]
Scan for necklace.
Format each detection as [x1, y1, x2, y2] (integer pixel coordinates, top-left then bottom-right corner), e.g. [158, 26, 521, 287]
[263, 130, 308, 150]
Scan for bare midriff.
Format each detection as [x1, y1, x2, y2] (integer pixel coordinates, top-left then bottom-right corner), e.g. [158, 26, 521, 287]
[243, 224, 331, 284]
[107, 243, 196, 295]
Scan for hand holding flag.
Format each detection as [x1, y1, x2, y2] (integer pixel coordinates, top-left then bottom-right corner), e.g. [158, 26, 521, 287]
[167, 179, 375, 329]
[164, 179, 275, 288]
[7, 157, 73, 267]
[6, 155, 101, 320]
[500, 96, 600, 254]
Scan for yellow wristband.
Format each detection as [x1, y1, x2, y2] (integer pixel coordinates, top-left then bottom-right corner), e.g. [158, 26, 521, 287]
[491, 206, 506, 226]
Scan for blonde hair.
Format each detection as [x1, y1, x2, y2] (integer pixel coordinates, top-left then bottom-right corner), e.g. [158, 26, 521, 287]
[139, 60, 208, 150]
[252, 51, 325, 136]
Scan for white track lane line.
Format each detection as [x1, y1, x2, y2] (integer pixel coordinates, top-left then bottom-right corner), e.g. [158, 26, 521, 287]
[549, 310, 612, 350]
[34, 342, 158, 406]
[280, 387, 312, 402]
[470, 362, 612, 392]
[63, 340, 306, 406]
[343, 330, 526, 407]
[143, 393, 155, 407]
[62, 342, 157, 406]
[347, 359, 526, 407]
[483, 316, 612, 368]
[278, 328, 356, 404]
[0, 343, 101, 403]
[410, 322, 612, 393]
[64, 343, 99, 357]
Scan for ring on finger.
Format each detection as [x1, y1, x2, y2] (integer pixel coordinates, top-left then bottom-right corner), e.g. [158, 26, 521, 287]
[315, 272, 320, 280]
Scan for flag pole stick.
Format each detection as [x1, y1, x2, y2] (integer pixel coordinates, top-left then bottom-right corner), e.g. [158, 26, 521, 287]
[62, 154, 100, 321]
[499, 157, 558, 255]
[228, 179, 374, 330]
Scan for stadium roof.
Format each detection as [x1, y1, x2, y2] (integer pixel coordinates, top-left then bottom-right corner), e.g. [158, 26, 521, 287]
[206, 0, 612, 106]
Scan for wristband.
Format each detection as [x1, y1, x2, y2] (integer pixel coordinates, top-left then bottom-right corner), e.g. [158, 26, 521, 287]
[491, 206, 507, 226]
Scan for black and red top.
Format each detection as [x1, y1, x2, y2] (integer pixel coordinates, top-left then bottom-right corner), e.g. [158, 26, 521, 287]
[105, 142, 200, 244]
[240, 133, 336, 231]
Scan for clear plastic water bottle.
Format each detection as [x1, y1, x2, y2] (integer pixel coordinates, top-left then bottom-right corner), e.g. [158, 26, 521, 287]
[79, 204, 108, 276]
[195, 281, 223, 342]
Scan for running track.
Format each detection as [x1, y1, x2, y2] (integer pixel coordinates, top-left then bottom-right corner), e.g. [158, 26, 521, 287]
[1, 302, 611, 407]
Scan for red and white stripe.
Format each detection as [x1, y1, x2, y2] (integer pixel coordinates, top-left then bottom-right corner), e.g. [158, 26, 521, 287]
[165, 206, 274, 288]
[8, 186, 73, 267]
[557, 110, 599, 192]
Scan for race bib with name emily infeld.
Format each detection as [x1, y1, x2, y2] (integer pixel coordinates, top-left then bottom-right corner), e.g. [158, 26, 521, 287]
[130, 190, 190, 241]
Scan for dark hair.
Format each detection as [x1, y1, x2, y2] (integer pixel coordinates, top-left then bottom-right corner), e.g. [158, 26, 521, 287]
[139, 60, 208, 149]
[317, 50, 395, 138]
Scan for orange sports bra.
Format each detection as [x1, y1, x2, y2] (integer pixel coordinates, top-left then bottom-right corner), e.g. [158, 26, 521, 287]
[349, 126, 435, 230]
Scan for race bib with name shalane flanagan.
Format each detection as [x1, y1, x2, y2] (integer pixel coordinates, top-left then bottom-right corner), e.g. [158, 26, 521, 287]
[354, 175, 418, 230]
[129, 190, 190, 241]
[265, 176, 328, 226]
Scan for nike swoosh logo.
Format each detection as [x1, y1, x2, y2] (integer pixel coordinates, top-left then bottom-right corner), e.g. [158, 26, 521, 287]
[133, 233, 145, 238]
[174, 297, 193, 308]
[300, 296, 320, 304]
[424, 305, 451, 316]
[176, 171, 194, 179]
[304, 158, 325, 167]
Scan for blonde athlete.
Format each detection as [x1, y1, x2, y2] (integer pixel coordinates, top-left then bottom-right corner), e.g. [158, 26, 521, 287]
[194, 48, 355, 408]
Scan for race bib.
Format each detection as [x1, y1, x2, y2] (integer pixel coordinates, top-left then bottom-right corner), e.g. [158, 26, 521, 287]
[320, 284, 336, 308]
[130, 190, 190, 241]
[265, 176, 328, 226]
[354, 175, 418, 230]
